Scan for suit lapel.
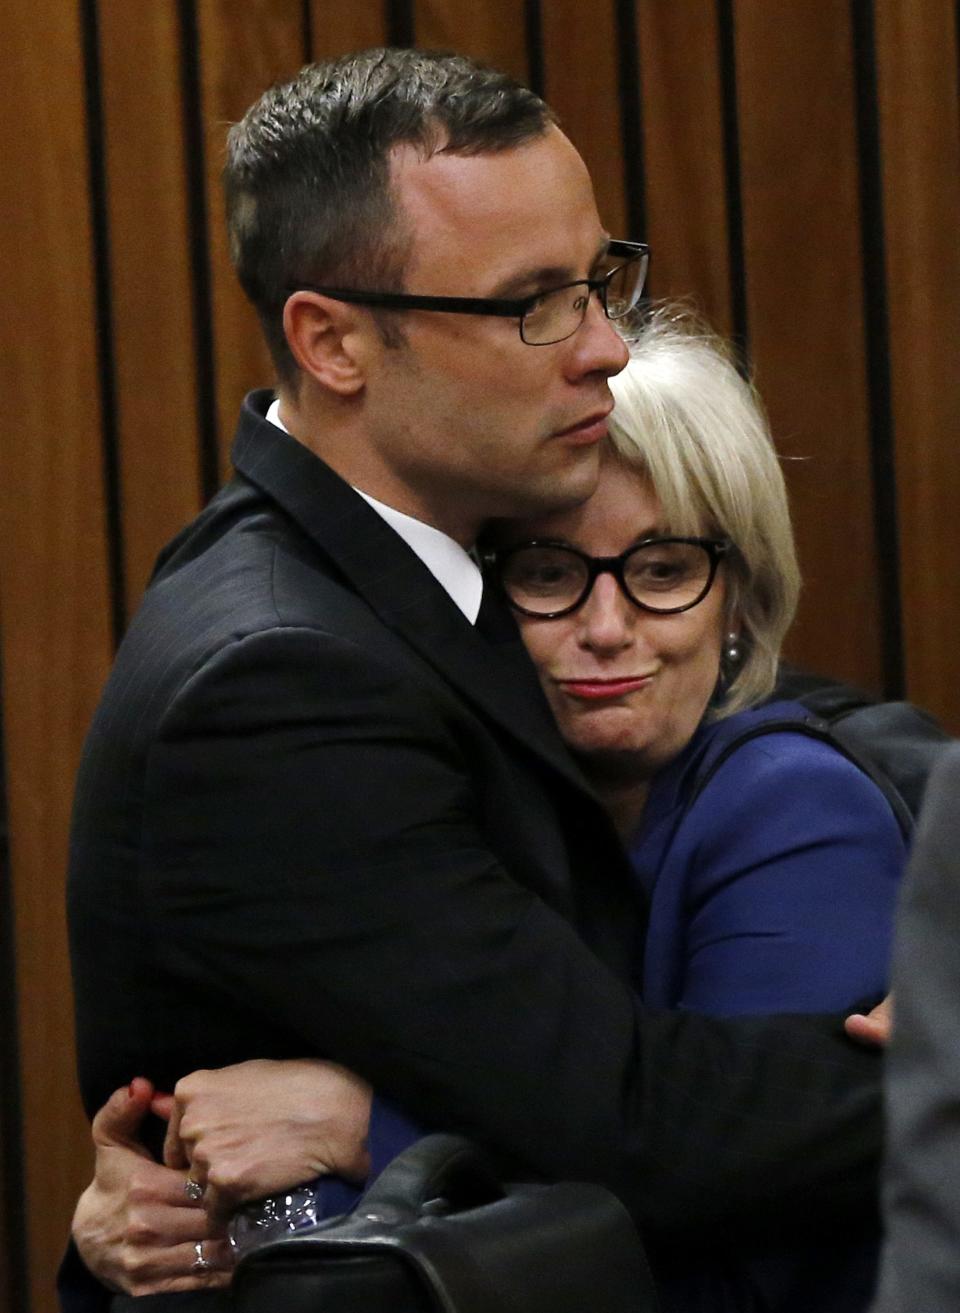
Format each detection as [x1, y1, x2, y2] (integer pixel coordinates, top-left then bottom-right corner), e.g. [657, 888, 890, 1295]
[232, 393, 595, 801]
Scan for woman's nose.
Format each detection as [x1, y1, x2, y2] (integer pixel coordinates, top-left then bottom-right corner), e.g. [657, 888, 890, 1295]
[576, 573, 635, 651]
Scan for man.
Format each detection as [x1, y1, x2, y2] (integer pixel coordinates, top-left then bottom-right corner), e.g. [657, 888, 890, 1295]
[66, 48, 884, 1306]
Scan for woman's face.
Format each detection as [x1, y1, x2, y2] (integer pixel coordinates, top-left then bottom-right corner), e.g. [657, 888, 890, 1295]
[505, 460, 730, 777]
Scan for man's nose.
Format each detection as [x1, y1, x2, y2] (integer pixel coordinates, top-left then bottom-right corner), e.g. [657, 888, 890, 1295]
[562, 292, 630, 380]
[564, 294, 630, 380]
[577, 573, 636, 651]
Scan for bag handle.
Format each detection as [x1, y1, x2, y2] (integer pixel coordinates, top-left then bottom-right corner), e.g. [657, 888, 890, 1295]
[234, 1134, 660, 1313]
[347, 1133, 508, 1226]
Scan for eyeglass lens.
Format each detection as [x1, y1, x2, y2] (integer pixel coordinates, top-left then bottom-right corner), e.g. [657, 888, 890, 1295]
[520, 249, 648, 345]
[500, 540, 716, 615]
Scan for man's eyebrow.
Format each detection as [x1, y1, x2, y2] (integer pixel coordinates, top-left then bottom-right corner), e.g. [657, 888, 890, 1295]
[489, 265, 578, 300]
[489, 238, 612, 300]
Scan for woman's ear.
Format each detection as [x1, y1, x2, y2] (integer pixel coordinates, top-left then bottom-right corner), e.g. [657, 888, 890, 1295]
[283, 293, 369, 396]
[720, 588, 744, 658]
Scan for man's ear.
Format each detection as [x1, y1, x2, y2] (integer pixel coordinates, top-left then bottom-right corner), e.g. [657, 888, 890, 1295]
[283, 293, 370, 396]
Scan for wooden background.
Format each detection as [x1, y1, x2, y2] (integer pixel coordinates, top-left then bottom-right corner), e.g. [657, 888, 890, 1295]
[1, 1, 957, 1308]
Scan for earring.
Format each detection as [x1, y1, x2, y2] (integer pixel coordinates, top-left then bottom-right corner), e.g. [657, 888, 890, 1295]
[724, 631, 741, 665]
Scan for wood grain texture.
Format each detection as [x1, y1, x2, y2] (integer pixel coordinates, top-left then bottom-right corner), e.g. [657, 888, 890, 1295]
[309, 0, 389, 57]
[636, 0, 733, 334]
[0, 5, 109, 1309]
[540, 0, 627, 236]
[196, 0, 308, 475]
[4, 5, 960, 1303]
[415, 0, 529, 82]
[875, 0, 960, 731]
[734, 0, 883, 693]
[98, 0, 204, 610]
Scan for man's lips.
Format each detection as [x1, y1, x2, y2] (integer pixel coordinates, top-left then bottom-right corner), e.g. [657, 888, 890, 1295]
[556, 676, 654, 701]
[552, 408, 613, 444]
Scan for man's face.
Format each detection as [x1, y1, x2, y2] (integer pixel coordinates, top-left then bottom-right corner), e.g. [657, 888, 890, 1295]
[360, 126, 630, 544]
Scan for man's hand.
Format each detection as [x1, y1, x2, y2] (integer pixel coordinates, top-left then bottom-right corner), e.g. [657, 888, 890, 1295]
[164, 1058, 373, 1225]
[844, 995, 893, 1048]
[73, 1078, 233, 1294]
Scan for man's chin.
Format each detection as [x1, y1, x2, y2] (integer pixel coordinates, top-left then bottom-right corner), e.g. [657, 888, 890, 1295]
[503, 459, 602, 522]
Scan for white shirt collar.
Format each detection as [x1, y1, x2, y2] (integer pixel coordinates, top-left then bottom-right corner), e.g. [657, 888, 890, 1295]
[265, 398, 483, 623]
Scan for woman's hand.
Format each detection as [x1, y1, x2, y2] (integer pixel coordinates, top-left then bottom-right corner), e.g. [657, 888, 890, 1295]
[73, 1078, 233, 1294]
[164, 1058, 373, 1224]
[844, 994, 893, 1047]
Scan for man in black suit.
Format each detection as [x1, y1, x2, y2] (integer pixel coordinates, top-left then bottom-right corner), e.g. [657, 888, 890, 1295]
[66, 47, 883, 1304]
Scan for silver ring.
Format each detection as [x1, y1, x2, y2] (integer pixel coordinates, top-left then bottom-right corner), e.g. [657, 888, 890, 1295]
[184, 1177, 204, 1202]
[192, 1240, 213, 1273]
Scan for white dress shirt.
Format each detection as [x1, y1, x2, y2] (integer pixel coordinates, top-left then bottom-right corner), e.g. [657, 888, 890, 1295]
[265, 399, 483, 623]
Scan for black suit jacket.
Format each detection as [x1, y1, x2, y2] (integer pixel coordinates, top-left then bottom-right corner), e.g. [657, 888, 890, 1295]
[67, 394, 882, 1293]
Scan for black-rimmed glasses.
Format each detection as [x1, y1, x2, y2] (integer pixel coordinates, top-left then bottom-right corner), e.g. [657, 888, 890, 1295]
[287, 240, 650, 345]
[490, 537, 731, 618]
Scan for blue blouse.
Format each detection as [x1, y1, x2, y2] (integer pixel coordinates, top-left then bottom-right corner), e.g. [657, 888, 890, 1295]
[631, 700, 905, 1016]
[627, 700, 906, 1311]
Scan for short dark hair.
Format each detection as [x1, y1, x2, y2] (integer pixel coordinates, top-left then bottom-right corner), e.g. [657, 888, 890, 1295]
[224, 47, 556, 384]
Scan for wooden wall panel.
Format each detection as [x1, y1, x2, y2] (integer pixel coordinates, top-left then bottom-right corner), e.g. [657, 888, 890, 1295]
[98, 1, 205, 611]
[0, 5, 112, 1310]
[195, 0, 308, 474]
[309, 0, 389, 56]
[415, 0, 529, 82]
[636, 0, 733, 335]
[734, 0, 884, 694]
[540, 0, 627, 236]
[3, 4, 960, 1306]
[875, 0, 960, 732]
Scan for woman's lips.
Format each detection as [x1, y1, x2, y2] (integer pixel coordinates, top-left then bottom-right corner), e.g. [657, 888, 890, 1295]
[556, 676, 653, 701]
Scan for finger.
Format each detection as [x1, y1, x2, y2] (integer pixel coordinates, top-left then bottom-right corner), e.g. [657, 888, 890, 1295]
[151, 1091, 175, 1121]
[844, 1012, 891, 1048]
[123, 1236, 235, 1295]
[874, 994, 893, 1029]
[163, 1099, 189, 1170]
[202, 1188, 234, 1231]
[117, 1154, 208, 1210]
[202, 1167, 261, 1230]
[133, 1271, 233, 1296]
[92, 1082, 156, 1155]
[128, 1200, 227, 1246]
[174, 1237, 235, 1285]
[846, 994, 892, 1046]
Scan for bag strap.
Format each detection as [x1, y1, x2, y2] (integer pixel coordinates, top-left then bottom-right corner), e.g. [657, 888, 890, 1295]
[688, 713, 915, 839]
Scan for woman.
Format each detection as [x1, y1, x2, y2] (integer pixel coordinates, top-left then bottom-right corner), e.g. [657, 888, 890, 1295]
[71, 311, 904, 1309]
[493, 313, 901, 1022]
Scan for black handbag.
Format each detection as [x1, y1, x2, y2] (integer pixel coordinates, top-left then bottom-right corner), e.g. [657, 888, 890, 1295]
[232, 1134, 660, 1312]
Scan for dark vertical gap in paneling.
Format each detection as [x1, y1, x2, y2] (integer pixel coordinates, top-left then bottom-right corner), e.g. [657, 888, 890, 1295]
[301, 0, 314, 61]
[0, 690, 28, 1313]
[715, 0, 749, 368]
[615, 0, 646, 242]
[851, 0, 904, 697]
[177, 0, 221, 504]
[524, 0, 545, 97]
[80, 0, 127, 644]
[387, 0, 415, 47]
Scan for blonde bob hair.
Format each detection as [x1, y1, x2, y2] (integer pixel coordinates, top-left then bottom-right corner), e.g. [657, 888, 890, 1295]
[608, 308, 800, 716]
